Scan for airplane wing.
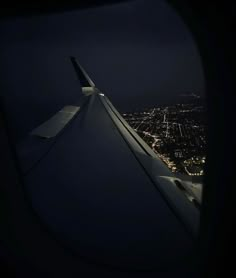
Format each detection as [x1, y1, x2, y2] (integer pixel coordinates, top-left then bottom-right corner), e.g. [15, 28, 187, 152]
[8, 57, 199, 272]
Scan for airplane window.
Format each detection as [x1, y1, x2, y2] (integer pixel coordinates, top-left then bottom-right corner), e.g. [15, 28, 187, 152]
[0, 1, 206, 201]
[0, 0, 206, 273]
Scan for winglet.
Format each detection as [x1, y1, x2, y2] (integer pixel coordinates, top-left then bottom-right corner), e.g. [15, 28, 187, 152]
[70, 56, 99, 96]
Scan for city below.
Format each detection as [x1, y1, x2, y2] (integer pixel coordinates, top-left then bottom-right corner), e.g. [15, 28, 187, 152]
[122, 93, 206, 188]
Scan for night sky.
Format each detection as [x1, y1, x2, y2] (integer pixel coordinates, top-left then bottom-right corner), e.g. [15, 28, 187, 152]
[0, 0, 205, 140]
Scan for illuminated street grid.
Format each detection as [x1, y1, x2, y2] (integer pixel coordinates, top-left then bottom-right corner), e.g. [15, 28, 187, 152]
[122, 97, 207, 176]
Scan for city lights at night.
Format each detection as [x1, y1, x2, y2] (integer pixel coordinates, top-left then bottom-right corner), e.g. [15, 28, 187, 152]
[123, 94, 207, 177]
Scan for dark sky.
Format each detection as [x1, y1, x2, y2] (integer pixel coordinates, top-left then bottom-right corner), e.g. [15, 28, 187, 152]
[0, 0, 205, 131]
